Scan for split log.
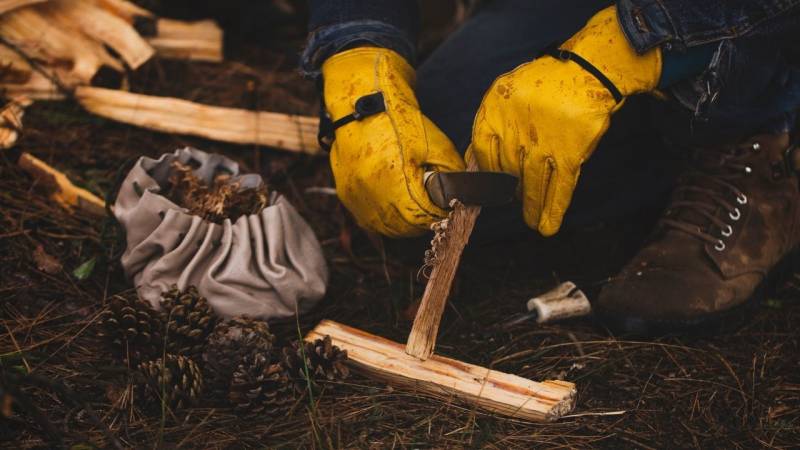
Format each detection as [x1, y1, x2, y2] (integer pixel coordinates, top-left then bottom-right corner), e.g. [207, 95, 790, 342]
[0, 5, 123, 86]
[0, 95, 30, 148]
[0, 45, 64, 99]
[18, 152, 106, 216]
[46, 0, 154, 70]
[75, 87, 321, 154]
[307, 320, 577, 422]
[0, 0, 45, 16]
[142, 18, 223, 62]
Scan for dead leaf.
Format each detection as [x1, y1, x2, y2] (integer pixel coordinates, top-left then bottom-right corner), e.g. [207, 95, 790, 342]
[33, 244, 62, 274]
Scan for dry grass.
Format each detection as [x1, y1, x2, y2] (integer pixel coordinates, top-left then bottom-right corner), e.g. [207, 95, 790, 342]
[1, 25, 799, 450]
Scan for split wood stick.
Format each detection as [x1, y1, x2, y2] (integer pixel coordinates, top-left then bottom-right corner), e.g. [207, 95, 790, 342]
[0, 6, 124, 86]
[75, 87, 321, 154]
[93, 0, 152, 23]
[308, 320, 577, 422]
[405, 154, 480, 360]
[51, 0, 154, 69]
[0, 0, 45, 16]
[18, 152, 106, 216]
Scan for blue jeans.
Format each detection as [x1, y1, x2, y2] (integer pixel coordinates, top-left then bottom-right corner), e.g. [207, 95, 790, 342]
[304, 0, 800, 233]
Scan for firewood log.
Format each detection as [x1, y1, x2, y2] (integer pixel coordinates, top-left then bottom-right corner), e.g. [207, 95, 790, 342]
[75, 87, 320, 154]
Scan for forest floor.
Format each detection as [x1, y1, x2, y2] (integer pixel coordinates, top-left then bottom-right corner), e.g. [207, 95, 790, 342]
[1, 3, 799, 449]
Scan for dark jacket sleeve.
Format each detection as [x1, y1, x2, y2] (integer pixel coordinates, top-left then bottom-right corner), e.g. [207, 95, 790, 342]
[302, 1, 419, 77]
[618, 0, 800, 52]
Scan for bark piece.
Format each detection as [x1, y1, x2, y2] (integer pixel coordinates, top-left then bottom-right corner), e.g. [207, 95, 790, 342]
[75, 87, 321, 154]
[307, 320, 577, 422]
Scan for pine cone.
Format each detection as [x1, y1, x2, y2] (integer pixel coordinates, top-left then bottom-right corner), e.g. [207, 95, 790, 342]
[229, 352, 295, 416]
[137, 354, 203, 410]
[202, 317, 276, 394]
[281, 335, 349, 393]
[99, 294, 165, 364]
[159, 285, 216, 358]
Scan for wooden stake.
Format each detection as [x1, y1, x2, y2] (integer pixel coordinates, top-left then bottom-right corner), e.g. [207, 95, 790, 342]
[75, 87, 321, 154]
[405, 155, 480, 360]
[308, 320, 577, 422]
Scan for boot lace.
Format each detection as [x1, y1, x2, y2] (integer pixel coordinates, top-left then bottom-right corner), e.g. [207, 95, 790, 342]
[660, 142, 758, 251]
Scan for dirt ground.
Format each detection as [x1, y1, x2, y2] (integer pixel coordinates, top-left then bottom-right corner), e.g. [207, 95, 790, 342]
[1, 3, 800, 449]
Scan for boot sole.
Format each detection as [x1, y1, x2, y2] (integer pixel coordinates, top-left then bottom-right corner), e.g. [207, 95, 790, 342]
[595, 249, 799, 337]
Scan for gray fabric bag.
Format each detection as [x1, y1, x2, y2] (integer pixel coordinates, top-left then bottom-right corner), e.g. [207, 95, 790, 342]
[114, 147, 328, 320]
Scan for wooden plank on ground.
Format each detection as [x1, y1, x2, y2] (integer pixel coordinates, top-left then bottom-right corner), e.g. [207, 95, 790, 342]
[75, 86, 321, 154]
[146, 18, 223, 62]
[307, 320, 577, 422]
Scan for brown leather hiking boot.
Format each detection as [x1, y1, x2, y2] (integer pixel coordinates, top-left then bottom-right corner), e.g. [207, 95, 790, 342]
[596, 132, 800, 334]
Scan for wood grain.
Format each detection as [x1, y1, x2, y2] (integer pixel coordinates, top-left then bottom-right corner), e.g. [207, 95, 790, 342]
[308, 320, 577, 422]
[75, 87, 321, 154]
[147, 18, 223, 62]
[405, 155, 480, 360]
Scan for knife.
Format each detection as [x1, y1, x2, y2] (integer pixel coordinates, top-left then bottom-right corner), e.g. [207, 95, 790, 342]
[424, 170, 518, 209]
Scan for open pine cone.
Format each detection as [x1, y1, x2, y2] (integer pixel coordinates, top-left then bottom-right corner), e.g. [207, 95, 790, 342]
[137, 354, 203, 410]
[229, 352, 295, 416]
[281, 335, 349, 393]
[99, 294, 165, 364]
[160, 285, 216, 358]
[202, 317, 276, 394]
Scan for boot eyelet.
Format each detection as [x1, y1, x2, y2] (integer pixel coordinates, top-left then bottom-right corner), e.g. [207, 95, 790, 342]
[752, 142, 761, 152]
[721, 225, 733, 237]
[729, 208, 741, 221]
[736, 193, 748, 205]
[715, 240, 726, 251]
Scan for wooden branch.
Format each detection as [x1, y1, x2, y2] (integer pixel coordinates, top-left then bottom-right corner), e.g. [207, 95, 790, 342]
[405, 156, 480, 360]
[93, 0, 152, 23]
[18, 152, 106, 216]
[75, 87, 321, 154]
[308, 320, 577, 422]
[0, 0, 45, 16]
[145, 18, 223, 62]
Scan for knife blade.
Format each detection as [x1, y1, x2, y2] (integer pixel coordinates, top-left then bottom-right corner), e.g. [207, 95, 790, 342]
[424, 171, 518, 209]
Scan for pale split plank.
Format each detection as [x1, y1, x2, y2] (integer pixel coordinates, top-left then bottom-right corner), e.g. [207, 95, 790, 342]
[75, 87, 321, 155]
[147, 18, 223, 62]
[307, 320, 577, 422]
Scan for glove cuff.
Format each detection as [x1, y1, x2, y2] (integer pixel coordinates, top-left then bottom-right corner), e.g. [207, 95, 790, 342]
[560, 6, 662, 96]
[321, 47, 415, 121]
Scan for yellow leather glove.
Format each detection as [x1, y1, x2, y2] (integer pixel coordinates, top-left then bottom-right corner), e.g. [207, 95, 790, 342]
[322, 47, 465, 237]
[471, 6, 661, 236]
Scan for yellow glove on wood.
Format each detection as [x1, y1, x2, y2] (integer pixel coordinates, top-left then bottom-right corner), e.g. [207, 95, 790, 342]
[471, 6, 661, 236]
[322, 47, 465, 237]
